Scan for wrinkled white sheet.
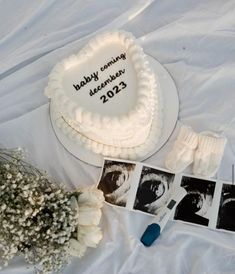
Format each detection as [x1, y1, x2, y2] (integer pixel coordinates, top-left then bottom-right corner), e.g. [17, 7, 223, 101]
[1, 1, 235, 273]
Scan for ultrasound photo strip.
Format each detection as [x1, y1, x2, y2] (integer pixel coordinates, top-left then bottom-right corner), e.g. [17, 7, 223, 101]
[97, 158, 235, 235]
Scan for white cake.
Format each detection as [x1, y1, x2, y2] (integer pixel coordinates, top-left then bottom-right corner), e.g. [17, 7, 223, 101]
[45, 31, 163, 160]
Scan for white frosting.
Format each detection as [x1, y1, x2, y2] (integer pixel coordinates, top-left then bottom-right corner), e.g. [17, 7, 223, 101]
[45, 31, 163, 159]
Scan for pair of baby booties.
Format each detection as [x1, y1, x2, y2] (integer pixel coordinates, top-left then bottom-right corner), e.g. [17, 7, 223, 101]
[165, 126, 227, 178]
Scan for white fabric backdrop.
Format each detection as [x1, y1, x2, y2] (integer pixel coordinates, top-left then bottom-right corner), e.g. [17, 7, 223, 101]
[1, 1, 235, 273]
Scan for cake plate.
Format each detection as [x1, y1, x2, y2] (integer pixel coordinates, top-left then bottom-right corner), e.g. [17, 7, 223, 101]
[50, 56, 179, 167]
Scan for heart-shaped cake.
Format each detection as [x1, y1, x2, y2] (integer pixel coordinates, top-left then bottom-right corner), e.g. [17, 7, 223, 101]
[45, 31, 162, 159]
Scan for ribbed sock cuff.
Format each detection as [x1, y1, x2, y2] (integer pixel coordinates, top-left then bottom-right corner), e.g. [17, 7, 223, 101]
[198, 134, 227, 154]
[177, 126, 198, 149]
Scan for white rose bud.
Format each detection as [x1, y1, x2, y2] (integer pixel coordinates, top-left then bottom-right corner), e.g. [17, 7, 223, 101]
[68, 238, 87, 258]
[77, 186, 104, 208]
[77, 206, 101, 226]
[77, 225, 102, 248]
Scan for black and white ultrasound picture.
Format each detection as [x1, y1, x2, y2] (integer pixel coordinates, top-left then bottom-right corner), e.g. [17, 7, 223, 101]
[133, 166, 175, 215]
[216, 184, 235, 232]
[174, 176, 216, 226]
[98, 160, 136, 207]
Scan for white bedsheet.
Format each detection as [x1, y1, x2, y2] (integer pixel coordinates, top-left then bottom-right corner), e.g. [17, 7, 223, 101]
[1, 1, 235, 273]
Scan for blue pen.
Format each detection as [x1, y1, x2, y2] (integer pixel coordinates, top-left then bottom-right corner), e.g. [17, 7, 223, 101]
[141, 187, 187, 247]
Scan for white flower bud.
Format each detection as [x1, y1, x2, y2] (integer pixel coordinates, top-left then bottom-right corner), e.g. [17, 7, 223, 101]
[16, 173, 23, 180]
[77, 186, 104, 208]
[25, 208, 33, 216]
[77, 225, 102, 248]
[77, 206, 101, 226]
[1, 204, 6, 211]
[28, 197, 35, 205]
[70, 196, 79, 211]
[7, 173, 12, 179]
[4, 164, 10, 170]
[68, 238, 87, 258]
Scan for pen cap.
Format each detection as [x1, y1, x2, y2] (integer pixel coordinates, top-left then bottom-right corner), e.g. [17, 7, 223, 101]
[141, 223, 161, 247]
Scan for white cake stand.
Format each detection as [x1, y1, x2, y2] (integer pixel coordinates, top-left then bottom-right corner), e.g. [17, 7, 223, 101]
[50, 56, 179, 167]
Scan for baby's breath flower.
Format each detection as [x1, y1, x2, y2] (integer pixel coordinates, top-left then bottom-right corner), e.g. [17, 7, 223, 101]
[0, 148, 79, 274]
[16, 172, 22, 178]
[7, 173, 12, 179]
[0, 148, 104, 274]
[1, 204, 6, 211]
[4, 164, 10, 170]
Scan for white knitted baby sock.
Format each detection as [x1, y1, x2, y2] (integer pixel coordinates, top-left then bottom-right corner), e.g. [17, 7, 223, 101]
[193, 132, 227, 178]
[165, 126, 198, 173]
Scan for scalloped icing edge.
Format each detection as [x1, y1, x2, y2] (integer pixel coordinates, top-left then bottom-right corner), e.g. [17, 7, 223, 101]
[45, 30, 156, 128]
[51, 75, 163, 160]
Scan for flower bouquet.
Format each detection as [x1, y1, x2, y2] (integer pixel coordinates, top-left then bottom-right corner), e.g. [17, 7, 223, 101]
[0, 148, 104, 273]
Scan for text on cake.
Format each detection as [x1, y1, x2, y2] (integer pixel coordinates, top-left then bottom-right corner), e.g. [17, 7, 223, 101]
[100, 81, 127, 103]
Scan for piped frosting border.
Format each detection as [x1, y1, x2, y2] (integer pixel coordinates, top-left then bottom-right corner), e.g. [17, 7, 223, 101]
[50, 78, 163, 160]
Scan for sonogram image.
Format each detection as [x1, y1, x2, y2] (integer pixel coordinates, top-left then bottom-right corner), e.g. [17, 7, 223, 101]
[133, 166, 175, 215]
[174, 176, 216, 226]
[98, 160, 136, 207]
[216, 183, 235, 232]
